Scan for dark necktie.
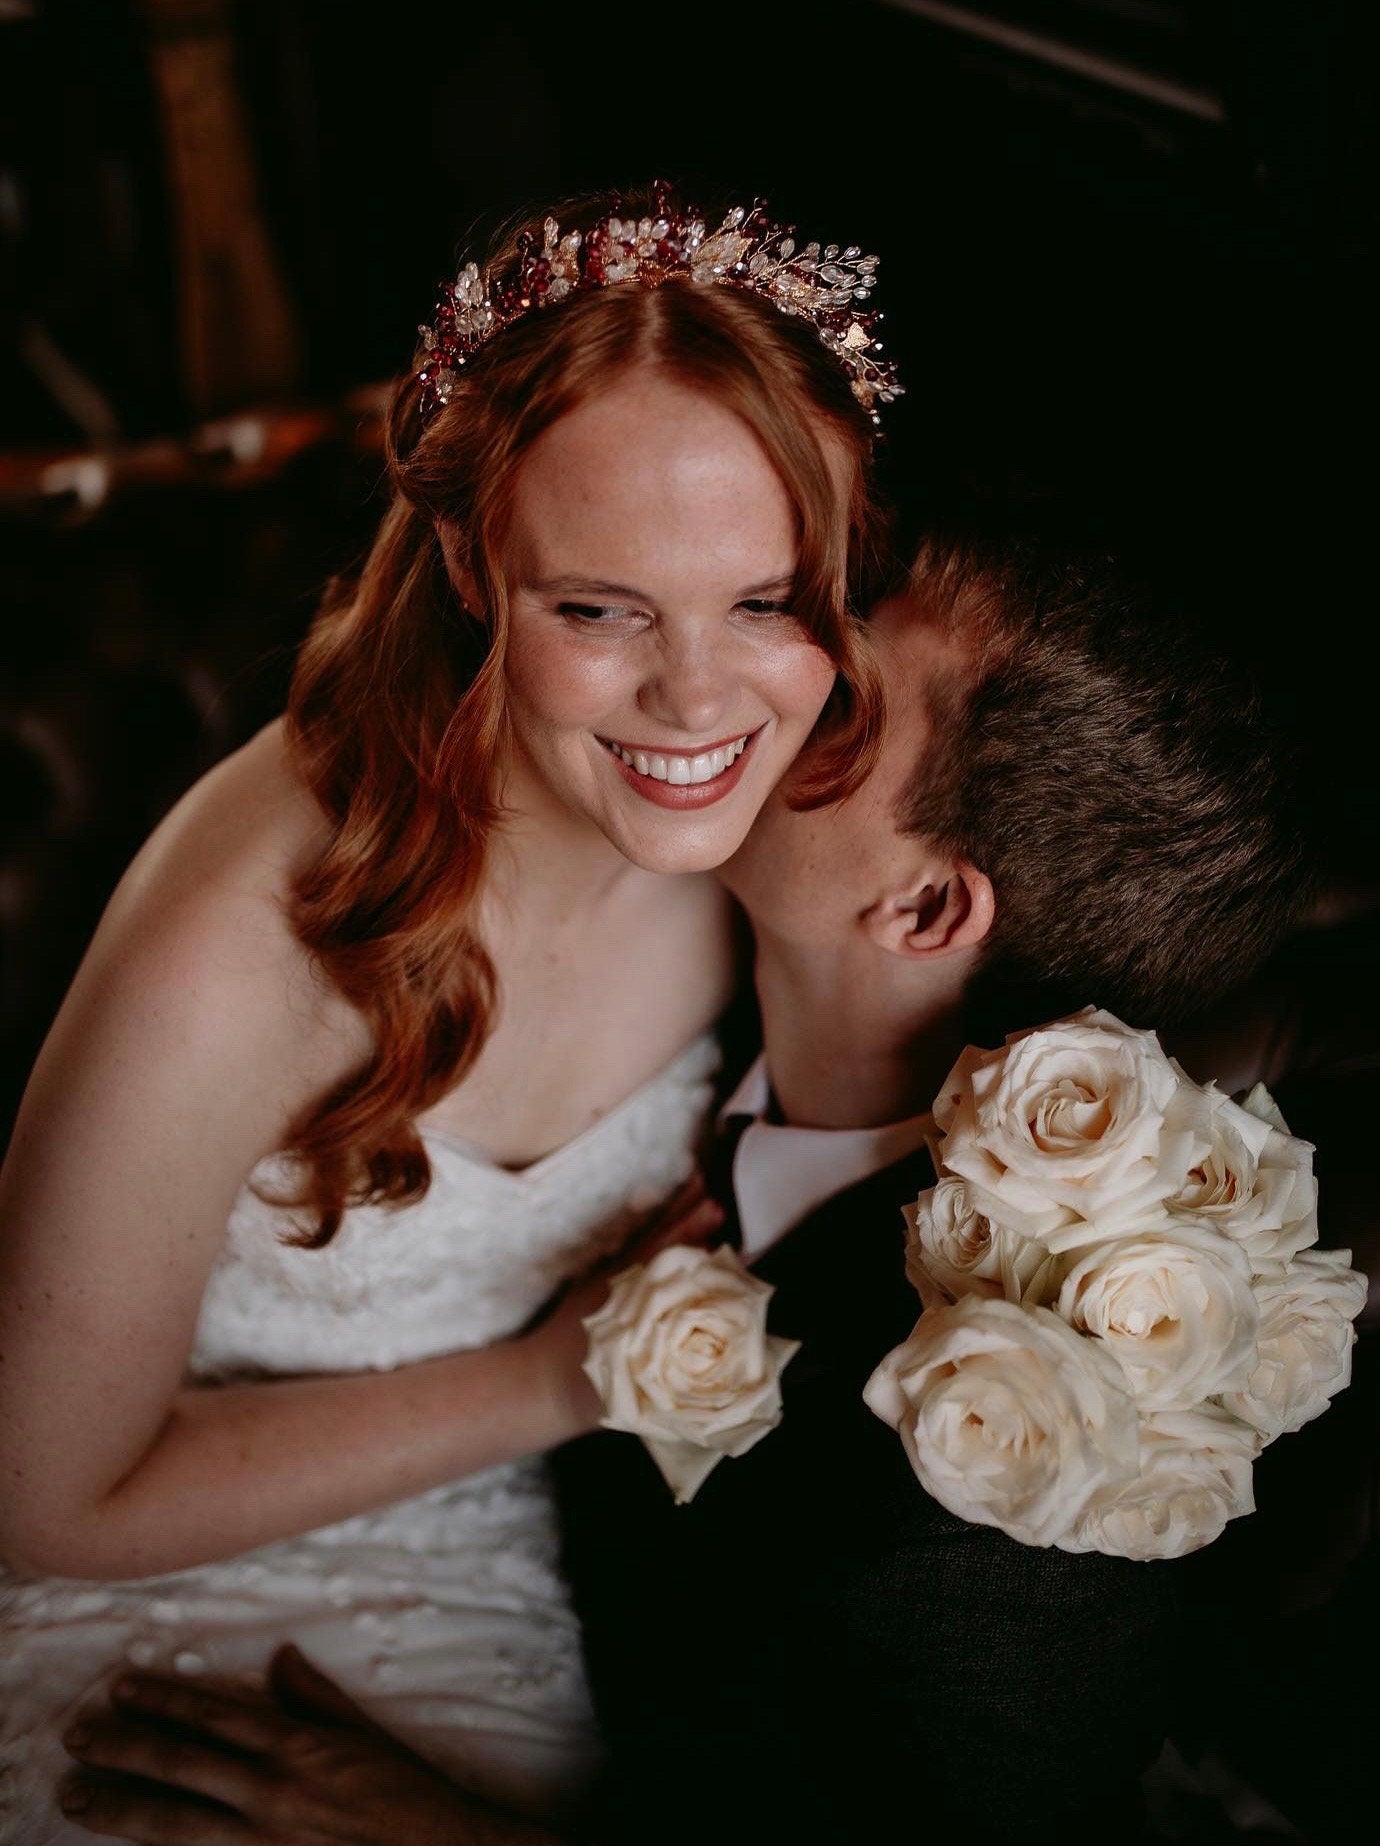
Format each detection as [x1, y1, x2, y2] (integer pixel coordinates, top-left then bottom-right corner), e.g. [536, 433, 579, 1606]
[703, 1112, 755, 1252]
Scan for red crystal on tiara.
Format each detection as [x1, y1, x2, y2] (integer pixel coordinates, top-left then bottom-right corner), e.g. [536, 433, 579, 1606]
[415, 182, 903, 427]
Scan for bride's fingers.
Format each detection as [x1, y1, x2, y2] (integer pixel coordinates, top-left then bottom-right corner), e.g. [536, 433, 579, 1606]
[633, 1197, 723, 1259]
[674, 1197, 724, 1242]
[658, 1170, 707, 1216]
[62, 1707, 266, 1816]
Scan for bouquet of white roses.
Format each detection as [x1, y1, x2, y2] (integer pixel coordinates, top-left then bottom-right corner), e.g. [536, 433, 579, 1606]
[864, 1007, 1368, 1560]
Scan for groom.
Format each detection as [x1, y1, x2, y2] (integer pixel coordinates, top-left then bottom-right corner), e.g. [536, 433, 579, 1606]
[552, 528, 1312, 1845]
[58, 528, 1315, 1843]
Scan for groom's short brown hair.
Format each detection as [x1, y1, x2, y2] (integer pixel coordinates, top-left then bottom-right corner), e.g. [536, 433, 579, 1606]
[899, 525, 1315, 1027]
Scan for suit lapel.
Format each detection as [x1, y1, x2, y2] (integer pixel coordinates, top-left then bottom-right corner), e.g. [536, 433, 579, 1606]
[752, 1144, 935, 1364]
[752, 1144, 934, 1284]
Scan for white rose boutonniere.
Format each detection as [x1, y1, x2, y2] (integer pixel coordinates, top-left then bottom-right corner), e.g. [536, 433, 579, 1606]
[582, 1244, 799, 1504]
[871, 1008, 1367, 1561]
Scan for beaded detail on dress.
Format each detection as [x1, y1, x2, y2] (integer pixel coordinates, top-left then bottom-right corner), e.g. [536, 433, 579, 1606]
[0, 1034, 719, 1844]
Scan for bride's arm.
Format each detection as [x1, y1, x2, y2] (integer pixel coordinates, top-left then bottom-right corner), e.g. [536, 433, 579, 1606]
[0, 737, 609, 1582]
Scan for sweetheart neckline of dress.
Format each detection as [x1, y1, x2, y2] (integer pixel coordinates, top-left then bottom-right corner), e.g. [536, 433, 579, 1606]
[416, 1031, 719, 1183]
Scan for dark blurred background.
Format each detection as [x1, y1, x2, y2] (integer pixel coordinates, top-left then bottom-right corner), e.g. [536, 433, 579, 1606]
[1, 3, 1377, 1837]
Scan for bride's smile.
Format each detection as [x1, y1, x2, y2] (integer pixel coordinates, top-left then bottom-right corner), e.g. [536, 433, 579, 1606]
[598, 724, 760, 806]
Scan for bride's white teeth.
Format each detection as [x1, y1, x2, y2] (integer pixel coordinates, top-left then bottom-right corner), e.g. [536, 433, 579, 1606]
[687, 749, 725, 783]
[604, 732, 753, 783]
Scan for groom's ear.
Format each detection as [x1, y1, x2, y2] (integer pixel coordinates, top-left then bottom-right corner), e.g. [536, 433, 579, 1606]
[861, 856, 996, 960]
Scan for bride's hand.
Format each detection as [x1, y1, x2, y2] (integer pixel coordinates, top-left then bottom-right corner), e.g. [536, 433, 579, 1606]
[523, 1172, 725, 1439]
[60, 1647, 563, 1844]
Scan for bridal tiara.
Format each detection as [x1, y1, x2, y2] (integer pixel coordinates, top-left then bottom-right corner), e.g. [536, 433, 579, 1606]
[415, 180, 903, 427]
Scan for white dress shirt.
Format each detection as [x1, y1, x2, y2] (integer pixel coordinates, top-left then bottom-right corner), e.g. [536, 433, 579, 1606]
[719, 1055, 936, 1262]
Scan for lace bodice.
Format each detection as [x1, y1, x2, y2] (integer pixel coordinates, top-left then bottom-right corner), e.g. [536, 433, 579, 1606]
[191, 1033, 719, 1380]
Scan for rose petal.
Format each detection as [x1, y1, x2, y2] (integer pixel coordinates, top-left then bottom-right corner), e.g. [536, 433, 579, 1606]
[865, 1297, 1139, 1548]
[641, 1438, 726, 1504]
[582, 1246, 798, 1490]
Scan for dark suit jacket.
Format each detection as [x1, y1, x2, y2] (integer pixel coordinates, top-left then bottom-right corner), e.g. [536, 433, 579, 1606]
[554, 1149, 1182, 1845]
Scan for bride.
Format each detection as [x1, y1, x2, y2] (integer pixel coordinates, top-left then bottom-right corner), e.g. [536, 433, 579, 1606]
[0, 183, 896, 1839]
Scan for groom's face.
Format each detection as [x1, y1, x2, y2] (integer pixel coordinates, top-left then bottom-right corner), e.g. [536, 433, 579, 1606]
[719, 598, 960, 944]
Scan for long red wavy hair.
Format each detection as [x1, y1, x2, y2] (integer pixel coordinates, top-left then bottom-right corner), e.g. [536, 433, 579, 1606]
[280, 187, 890, 1244]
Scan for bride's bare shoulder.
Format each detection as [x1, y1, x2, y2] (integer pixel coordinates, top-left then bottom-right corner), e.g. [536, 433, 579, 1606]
[91, 718, 363, 1055]
[105, 721, 308, 927]
[2, 720, 368, 1198]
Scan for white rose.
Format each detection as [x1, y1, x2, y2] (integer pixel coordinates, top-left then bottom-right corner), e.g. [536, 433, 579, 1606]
[1219, 1247, 1367, 1442]
[1167, 1081, 1317, 1274]
[1062, 1405, 1261, 1560]
[903, 1177, 1056, 1311]
[933, 1008, 1205, 1244]
[1238, 1081, 1290, 1133]
[863, 1296, 1139, 1548]
[1056, 1222, 1259, 1411]
[582, 1245, 799, 1503]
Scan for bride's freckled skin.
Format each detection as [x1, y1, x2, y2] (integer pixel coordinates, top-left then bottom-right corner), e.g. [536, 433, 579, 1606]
[490, 371, 839, 877]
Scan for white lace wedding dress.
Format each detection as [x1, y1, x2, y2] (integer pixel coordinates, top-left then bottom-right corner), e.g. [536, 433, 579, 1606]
[0, 1035, 719, 1845]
